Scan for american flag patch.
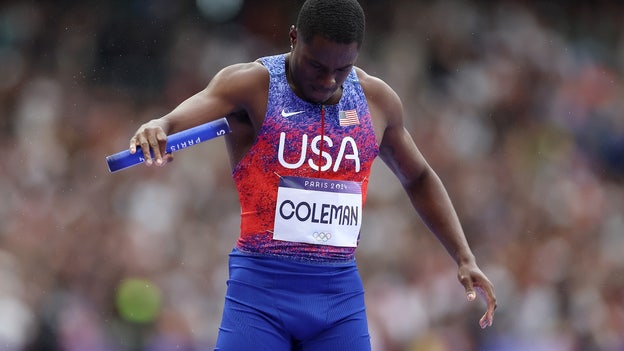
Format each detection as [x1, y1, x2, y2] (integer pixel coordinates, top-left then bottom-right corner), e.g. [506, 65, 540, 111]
[339, 110, 359, 126]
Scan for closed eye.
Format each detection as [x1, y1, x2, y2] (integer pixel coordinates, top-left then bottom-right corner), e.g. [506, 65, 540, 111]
[310, 61, 323, 70]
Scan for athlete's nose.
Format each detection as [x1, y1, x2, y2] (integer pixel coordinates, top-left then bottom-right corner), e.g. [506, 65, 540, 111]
[318, 72, 337, 90]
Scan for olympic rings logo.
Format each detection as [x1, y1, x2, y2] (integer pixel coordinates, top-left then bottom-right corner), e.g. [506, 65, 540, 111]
[313, 232, 332, 242]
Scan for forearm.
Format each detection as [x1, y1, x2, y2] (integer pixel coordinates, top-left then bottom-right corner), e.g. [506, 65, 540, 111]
[405, 168, 475, 265]
[161, 89, 228, 134]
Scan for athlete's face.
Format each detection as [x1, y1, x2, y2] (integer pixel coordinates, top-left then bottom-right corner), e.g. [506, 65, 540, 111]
[289, 29, 359, 104]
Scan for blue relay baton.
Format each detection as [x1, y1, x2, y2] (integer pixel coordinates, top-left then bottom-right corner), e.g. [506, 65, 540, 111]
[106, 117, 231, 173]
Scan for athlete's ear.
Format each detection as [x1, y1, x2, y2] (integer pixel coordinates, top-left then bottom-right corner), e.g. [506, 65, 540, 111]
[289, 25, 297, 48]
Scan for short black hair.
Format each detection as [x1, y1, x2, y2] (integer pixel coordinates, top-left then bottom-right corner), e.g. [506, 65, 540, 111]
[296, 0, 365, 47]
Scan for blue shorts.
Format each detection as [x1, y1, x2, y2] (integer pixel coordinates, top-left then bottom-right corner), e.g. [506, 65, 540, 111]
[214, 249, 371, 351]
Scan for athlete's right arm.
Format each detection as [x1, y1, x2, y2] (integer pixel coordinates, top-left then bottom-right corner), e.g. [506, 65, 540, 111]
[129, 62, 267, 166]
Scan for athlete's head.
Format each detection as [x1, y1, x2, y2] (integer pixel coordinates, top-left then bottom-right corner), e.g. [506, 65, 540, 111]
[289, 0, 365, 104]
[296, 0, 365, 48]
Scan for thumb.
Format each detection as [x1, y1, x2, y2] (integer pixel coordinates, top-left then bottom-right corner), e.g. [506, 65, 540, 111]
[459, 273, 476, 301]
[164, 153, 174, 164]
[467, 289, 476, 301]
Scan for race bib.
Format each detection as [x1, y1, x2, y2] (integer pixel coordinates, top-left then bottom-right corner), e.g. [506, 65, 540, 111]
[273, 176, 362, 247]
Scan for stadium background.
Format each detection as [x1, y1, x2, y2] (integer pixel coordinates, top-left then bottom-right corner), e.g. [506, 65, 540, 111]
[1, 0, 623, 350]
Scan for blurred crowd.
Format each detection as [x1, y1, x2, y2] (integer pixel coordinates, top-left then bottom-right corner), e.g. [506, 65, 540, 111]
[1, 0, 623, 350]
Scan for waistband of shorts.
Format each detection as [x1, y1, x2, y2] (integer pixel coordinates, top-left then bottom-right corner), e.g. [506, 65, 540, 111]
[230, 247, 357, 267]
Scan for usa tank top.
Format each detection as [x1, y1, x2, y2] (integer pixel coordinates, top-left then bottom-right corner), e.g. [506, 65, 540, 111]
[231, 54, 379, 262]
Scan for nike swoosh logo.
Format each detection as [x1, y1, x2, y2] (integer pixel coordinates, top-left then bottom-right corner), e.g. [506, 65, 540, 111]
[281, 109, 304, 117]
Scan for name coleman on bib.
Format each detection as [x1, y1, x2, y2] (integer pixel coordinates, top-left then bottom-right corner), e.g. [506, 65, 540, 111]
[273, 176, 363, 247]
[278, 199, 358, 226]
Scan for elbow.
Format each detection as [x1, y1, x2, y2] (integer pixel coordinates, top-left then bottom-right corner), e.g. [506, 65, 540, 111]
[400, 165, 434, 193]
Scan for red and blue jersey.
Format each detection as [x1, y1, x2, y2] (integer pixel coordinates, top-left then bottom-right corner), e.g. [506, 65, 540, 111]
[232, 54, 379, 262]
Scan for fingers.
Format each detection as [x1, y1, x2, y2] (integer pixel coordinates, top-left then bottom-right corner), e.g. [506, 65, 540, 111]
[129, 126, 169, 166]
[480, 284, 497, 328]
[459, 268, 497, 328]
[480, 310, 493, 329]
[129, 136, 138, 154]
[147, 133, 163, 165]
[477, 285, 497, 328]
[473, 274, 497, 328]
[155, 128, 169, 164]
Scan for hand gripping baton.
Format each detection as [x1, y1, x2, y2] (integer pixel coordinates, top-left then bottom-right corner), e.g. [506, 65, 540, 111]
[106, 117, 231, 173]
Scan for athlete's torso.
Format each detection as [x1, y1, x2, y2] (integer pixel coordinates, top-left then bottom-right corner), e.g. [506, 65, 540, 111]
[232, 54, 379, 262]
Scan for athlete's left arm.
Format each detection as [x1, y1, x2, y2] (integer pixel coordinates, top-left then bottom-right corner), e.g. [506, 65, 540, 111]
[361, 71, 496, 328]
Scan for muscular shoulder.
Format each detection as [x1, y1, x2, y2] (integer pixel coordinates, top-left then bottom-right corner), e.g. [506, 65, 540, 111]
[210, 62, 268, 100]
[354, 66, 404, 129]
[216, 61, 267, 80]
[206, 61, 269, 122]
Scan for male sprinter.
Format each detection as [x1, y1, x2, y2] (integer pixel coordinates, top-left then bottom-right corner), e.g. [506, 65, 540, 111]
[129, 0, 497, 349]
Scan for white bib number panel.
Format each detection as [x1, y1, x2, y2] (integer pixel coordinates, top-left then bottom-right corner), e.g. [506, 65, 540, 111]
[273, 176, 362, 247]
